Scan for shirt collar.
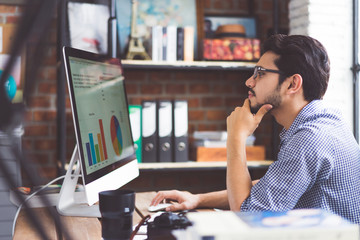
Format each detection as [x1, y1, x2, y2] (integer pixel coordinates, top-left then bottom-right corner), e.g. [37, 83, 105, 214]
[279, 100, 323, 145]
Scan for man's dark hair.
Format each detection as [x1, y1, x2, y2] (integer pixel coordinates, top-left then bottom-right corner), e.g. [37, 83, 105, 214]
[263, 34, 330, 101]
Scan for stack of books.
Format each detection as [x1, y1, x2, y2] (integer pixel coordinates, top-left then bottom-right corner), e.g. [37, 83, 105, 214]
[193, 131, 256, 148]
[151, 25, 194, 62]
[193, 131, 265, 161]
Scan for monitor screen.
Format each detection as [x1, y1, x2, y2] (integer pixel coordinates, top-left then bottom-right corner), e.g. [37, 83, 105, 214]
[57, 47, 138, 217]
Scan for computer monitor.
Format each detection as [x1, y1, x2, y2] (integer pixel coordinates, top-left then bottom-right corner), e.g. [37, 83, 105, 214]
[57, 47, 139, 217]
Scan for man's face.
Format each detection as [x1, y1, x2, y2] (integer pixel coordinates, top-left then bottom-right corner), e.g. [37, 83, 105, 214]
[245, 51, 284, 114]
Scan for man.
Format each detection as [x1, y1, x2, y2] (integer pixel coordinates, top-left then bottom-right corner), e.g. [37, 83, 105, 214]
[150, 34, 360, 224]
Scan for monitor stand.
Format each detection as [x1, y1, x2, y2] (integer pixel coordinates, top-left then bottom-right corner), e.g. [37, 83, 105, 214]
[56, 146, 101, 217]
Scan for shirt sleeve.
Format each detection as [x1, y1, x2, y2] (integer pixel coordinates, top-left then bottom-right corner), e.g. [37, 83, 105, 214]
[241, 128, 333, 211]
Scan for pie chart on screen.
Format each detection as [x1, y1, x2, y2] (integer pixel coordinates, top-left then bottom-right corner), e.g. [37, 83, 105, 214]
[110, 115, 123, 156]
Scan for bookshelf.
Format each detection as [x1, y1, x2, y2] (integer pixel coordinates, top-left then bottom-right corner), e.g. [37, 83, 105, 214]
[122, 60, 256, 71]
[138, 161, 272, 172]
[56, 1, 281, 175]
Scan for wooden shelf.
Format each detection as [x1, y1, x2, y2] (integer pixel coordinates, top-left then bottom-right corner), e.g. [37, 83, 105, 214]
[122, 59, 256, 71]
[138, 160, 273, 172]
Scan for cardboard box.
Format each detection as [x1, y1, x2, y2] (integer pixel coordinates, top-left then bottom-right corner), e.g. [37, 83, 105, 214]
[196, 146, 265, 162]
[203, 38, 260, 61]
[0, 24, 26, 103]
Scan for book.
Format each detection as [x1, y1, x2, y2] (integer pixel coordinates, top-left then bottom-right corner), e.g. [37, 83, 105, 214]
[151, 25, 163, 61]
[193, 131, 255, 146]
[187, 209, 359, 240]
[193, 131, 228, 141]
[176, 27, 184, 60]
[166, 26, 177, 62]
[162, 26, 167, 61]
[183, 26, 194, 61]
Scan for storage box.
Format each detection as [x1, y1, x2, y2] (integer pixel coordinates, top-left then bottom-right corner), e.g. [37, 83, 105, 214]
[196, 146, 265, 162]
[203, 38, 260, 61]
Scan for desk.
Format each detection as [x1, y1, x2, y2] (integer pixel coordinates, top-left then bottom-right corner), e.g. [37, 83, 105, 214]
[13, 192, 157, 240]
[14, 162, 273, 239]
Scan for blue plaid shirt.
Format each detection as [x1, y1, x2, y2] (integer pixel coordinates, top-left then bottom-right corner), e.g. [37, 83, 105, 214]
[240, 100, 360, 224]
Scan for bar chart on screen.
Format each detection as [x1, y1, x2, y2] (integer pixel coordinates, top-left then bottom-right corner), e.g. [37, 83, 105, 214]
[85, 118, 109, 167]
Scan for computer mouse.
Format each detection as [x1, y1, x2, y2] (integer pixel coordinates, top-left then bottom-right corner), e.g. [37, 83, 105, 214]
[148, 203, 173, 212]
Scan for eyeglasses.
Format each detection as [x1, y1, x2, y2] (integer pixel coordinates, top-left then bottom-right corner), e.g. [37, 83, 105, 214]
[253, 66, 284, 80]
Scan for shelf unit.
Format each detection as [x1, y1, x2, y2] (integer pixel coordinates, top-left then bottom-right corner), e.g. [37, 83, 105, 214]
[138, 161, 272, 172]
[122, 60, 256, 71]
[56, 1, 283, 173]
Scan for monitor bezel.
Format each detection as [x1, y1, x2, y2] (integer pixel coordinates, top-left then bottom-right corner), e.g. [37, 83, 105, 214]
[63, 46, 137, 185]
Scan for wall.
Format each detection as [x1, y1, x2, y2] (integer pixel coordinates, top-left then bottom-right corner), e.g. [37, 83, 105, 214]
[0, 0, 290, 185]
[289, 0, 353, 128]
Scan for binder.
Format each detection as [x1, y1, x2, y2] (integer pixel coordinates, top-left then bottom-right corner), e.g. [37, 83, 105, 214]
[129, 105, 142, 163]
[172, 100, 188, 162]
[157, 100, 173, 162]
[141, 100, 157, 162]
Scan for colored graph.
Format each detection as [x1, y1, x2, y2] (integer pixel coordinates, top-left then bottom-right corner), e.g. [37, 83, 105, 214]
[110, 115, 123, 156]
[85, 119, 108, 166]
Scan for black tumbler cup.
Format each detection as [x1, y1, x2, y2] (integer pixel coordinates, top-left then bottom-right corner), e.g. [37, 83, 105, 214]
[99, 189, 135, 240]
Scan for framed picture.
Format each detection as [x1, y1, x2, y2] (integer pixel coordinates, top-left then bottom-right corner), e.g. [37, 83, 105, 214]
[116, 0, 198, 59]
[67, 0, 110, 55]
[204, 15, 257, 39]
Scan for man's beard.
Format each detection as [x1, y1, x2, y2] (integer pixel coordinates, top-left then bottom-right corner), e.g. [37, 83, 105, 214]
[249, 88, 282, 114]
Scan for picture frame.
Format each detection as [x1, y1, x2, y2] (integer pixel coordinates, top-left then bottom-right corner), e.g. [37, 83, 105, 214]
[116, 0, 198, 59]
[67, 0, 110, 55]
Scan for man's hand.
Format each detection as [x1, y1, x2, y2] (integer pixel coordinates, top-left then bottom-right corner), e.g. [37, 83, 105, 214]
[226, 99, 273, 142]
[150, 190, 200, 212]
[225, 99, 272, 211]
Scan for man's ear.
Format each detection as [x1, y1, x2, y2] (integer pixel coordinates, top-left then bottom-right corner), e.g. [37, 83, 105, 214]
[286, 74, 303, 94]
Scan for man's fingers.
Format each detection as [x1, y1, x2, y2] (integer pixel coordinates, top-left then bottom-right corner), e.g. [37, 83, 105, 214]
[243, 98, 250, 109]
[166, 202, 185, 212]
[151, 190, 181, 206]
[255, 104, 273, 121]
[151, 192, 168, 206]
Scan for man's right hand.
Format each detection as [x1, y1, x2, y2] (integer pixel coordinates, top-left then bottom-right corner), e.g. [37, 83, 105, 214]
[150, 190, 200, 212]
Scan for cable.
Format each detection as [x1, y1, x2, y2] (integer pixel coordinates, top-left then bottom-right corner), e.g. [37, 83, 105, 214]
[130, 215, 150, 240]
[11, 175, 69, 237]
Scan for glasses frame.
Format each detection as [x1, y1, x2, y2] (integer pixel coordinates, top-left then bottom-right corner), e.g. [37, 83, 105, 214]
[253, 66, 285, 80]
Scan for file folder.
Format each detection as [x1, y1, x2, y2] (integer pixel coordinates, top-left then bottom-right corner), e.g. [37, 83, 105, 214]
[157, 100, 173, 162]
[172, 100, 188, 162]
[129, 105, 142, 162]
[142, 100, 157, 162]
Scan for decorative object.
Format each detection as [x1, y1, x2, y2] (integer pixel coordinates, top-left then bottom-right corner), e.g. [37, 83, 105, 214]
[204, 15, 257, 39]
[203, 38, 260, 61]
[126, 0, 150, 60]
[201, 15, 259, 61]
